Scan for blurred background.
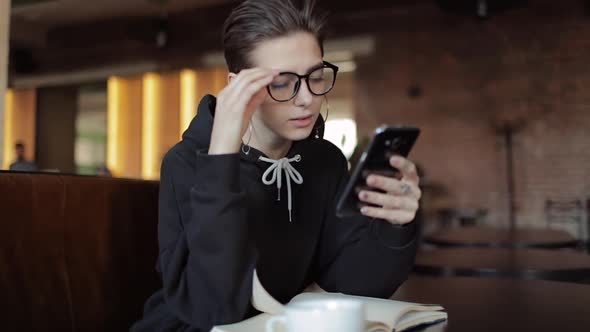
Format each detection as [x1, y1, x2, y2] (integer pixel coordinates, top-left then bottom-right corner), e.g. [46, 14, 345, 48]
[1, 0, 589, 239]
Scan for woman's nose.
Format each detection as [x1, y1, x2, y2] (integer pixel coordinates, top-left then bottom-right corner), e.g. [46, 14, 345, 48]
[294, 79, 313, 107]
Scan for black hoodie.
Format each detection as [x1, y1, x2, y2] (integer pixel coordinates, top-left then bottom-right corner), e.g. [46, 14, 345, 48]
[131, 95, 418, 332]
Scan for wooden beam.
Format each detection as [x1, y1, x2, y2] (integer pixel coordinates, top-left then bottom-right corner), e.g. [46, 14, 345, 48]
[1, 0, 11, 168]
[107, 76, 143, 178]
[141, 71, 182, 180]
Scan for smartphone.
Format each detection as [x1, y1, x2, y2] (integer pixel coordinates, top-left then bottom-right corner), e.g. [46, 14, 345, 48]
[335, 126, 420, 218]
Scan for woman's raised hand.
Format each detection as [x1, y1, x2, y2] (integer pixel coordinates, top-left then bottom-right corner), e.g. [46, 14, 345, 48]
[209, 68, 279, 155]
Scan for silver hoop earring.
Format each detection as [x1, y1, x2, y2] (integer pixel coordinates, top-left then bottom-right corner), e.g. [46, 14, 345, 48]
[242, 124, 252, 155]
[323, 95, 330, 123]
[315, 96, 330, 138]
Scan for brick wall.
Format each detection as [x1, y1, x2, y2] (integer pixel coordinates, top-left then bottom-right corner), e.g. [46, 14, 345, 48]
[353, 1, 590, 236]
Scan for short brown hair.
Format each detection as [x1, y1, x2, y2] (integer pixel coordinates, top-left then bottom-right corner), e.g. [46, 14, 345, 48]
[222, 0, 326, 73]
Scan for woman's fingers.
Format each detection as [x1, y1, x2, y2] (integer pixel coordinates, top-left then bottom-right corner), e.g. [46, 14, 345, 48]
[358, 190, 419, 211]
[223, 68, 278, 105]
[365, 175, 422, 200]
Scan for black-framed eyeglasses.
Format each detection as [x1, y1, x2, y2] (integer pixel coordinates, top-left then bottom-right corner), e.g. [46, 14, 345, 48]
[267, 61, 339, 102]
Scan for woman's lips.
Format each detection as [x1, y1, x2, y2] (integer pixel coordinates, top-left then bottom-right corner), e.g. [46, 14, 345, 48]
[290, 115, 314, 128]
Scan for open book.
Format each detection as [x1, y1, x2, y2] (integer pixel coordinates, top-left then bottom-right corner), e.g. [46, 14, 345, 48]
[211, 271, 447, 332]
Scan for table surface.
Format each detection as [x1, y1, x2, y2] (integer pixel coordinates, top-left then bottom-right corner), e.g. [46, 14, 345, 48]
[414, 247, 590, 282]
[424, 226, 578, 249]
[392, 276, 590, 332]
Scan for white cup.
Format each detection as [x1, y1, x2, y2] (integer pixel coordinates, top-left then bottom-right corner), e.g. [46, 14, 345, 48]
[265, 298, 365, 332]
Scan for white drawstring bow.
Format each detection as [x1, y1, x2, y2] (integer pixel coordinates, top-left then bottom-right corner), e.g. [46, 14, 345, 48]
[258, 154, 303, 222]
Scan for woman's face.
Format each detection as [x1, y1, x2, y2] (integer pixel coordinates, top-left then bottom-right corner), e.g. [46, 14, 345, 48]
[248, 32, 325, 142]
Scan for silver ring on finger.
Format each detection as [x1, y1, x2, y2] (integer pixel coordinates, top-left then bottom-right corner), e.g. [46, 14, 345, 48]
[400, 183, 412, 195]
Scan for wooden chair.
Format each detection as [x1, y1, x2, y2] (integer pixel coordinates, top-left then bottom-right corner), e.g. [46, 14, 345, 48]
[545, 199, 586, 251]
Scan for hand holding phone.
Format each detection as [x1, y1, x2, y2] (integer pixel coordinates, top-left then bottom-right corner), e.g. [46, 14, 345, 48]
[336, 126, 420, 219]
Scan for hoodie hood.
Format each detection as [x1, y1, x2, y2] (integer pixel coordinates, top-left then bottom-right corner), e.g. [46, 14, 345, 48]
[181, 94, 325, 151]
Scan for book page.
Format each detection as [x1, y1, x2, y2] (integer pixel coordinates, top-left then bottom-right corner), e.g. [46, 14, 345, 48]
[251, 269, 329, 314]
[290, 292, 445, 331]
[213, 270, 447, 332]
[365, 321, 391, 332]
[396, 311, 448, 332]
[251, 270, 285, 315]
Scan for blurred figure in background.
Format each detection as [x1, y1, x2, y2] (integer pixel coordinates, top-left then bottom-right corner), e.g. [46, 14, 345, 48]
[97, 165, 113, 177]
[9, 141, 38, 172]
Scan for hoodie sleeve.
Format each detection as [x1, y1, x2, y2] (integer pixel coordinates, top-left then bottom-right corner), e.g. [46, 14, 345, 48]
[156, 150, 257, 330]
[313, 153, 419, 298]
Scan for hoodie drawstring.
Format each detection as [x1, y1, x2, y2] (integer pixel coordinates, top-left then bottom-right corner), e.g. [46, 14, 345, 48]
[258, 154, 303, 222]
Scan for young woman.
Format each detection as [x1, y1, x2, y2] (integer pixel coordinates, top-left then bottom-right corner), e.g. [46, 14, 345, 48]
[132, 0, 421, 331]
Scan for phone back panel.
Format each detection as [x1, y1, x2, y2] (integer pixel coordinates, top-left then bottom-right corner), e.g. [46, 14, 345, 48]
[336, 126, 420, 218]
